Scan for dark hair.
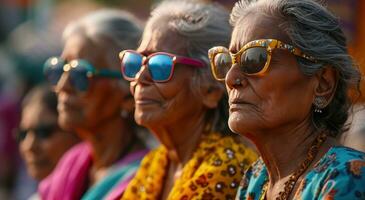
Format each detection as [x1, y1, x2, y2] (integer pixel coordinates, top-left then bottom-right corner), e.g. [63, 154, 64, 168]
[22, 84, 58, 115]
[231, 0, 362, 136]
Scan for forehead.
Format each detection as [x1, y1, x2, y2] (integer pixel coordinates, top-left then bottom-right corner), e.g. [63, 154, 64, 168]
[61, 34, 106, 68]
[230, 13, 288, 52]
[137, 23, 188, 55]
[20, 103, 57, 128]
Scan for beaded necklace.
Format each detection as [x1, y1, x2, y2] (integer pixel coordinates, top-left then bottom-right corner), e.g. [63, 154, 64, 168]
[259, 132, 327, 200]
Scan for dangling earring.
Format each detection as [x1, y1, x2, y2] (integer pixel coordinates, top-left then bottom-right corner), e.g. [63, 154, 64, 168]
[313, 96, 327, 113]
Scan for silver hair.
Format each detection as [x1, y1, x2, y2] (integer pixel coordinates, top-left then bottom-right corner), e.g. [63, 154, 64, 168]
[63, 9, 142, 68]
[147, 0, 232, 133]
[231, 0, 362, 135]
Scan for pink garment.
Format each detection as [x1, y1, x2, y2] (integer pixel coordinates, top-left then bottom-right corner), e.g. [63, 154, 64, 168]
[39, 142, 148, 200]
[39, 142, 92, 200]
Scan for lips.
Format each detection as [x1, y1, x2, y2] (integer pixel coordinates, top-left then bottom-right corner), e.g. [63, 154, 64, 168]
[58, 93, 81, 111]
[58, 101, 79, 112]
[229, 98, 251, 105]
[135, 97, 160, 105]
[229, 98, 254, 112]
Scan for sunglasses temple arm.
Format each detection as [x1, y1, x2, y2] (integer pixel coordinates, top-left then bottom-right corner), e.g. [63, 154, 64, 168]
[175, 57, 206, 68]
[97, 69, 123, 79]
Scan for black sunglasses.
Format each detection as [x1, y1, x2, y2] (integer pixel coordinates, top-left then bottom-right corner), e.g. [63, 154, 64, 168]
[15, 124, 59, 143]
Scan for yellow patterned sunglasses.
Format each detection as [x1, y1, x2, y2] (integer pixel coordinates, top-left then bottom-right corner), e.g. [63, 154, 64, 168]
[208, 39, 316, 81]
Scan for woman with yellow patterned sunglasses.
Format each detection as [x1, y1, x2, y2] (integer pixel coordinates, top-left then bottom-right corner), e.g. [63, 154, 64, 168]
[208, 39, 316, 80]
[208, 0, 365, 199]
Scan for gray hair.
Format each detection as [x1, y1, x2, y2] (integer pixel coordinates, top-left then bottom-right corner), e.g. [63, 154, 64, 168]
[63, 9, 142, 69]
[148, 0, 232, 133]
[231, 0, 362, 136]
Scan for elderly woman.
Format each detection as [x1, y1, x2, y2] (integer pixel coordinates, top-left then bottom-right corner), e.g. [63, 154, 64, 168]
[119, 1, 257, 199]
[38, 10, 148, 200]
[208, 0, 365, 199]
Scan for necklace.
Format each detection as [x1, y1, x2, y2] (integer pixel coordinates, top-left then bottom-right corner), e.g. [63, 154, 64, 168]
[260, 132, 327, 200]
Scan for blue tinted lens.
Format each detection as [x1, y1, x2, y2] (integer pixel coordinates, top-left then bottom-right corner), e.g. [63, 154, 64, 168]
[69, 66, 89, 91]
[148, 55, 173, 81]
[122, 52, 143, 79]
[44, 60, 64, 85]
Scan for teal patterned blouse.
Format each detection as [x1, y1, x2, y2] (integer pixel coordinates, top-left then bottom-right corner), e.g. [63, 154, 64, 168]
[236, 146, 365, 200]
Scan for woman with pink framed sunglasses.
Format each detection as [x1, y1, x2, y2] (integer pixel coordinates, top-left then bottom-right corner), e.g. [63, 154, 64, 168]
[120, 1, 257, 200]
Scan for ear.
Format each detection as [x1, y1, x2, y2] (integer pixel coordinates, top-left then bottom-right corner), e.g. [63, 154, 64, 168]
[314, 67, 338, 105]
[201, 84, 224, 109]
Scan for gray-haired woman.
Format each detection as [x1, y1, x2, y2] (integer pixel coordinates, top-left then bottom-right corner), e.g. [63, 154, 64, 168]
[38, 9, 148, 200]
[119, 1, 257, 199]
[208, 0, 365, 199]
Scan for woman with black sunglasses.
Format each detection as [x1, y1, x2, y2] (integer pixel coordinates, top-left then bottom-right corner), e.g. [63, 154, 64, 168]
[208, 0, 365, 199]
[120, 1, 257, 200]
[18, 84, 79, 199]
[39, 10, 148, 200]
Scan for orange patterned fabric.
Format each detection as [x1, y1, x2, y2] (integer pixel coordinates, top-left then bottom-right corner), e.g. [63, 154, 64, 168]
[122, 133, 257, 200]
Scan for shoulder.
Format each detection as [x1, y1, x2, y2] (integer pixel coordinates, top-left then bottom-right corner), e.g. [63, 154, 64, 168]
[312, 146, 365, 178]
[298, 146, 365, 199]
[237, 158, 267, 200]
[205, 133, 258, 164]
[38, 142, 92, 199]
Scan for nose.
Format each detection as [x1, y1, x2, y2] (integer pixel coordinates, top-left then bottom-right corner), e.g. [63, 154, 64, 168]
[21, 131, 39, 152]
[225, 63, 247, 90]
[134, 65, 153, 85]
[55, 72, 74, 94]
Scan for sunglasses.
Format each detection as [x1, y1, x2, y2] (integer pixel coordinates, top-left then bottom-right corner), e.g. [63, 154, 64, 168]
[208, 39, 316, 81]
[43, 57, 122, 91]
[119, 50, 206, 82]
[15, 124, 59, 143]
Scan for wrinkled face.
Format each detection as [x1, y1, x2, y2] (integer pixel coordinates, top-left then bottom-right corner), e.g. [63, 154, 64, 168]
[56, 34, 124, 132]
[130, 26, 204, 130]
[19, 102, 77, 180]
[226, 14, 317, 138]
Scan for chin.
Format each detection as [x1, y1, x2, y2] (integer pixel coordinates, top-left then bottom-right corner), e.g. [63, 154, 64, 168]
[228, 114, 254, 137]
[28, 167, 50, 181]
[134, 111, 164, 129]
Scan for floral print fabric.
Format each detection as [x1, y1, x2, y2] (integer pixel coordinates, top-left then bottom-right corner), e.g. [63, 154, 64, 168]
[122, 133, 257, 200]
[237, 146, 365, 200]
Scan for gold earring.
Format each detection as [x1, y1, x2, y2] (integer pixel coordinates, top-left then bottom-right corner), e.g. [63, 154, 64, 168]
[313, 96, 327, 113]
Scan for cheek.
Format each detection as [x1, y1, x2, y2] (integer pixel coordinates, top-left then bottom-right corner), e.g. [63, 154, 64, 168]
[228, 72, 315, 134]
[260, 76, 314, 122]
[82, 82, 121, 125]
[43, 133, 75, 164]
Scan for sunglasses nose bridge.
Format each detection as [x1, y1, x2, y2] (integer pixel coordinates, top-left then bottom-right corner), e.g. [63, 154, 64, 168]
[55, 71, 74, 93]
[135, 65, 153, 84]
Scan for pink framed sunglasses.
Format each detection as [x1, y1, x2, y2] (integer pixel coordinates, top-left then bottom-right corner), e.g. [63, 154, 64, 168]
[119, 50, 206, 82]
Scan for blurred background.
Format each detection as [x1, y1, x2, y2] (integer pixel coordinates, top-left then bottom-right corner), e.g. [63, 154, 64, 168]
[0, 0, 364, 199]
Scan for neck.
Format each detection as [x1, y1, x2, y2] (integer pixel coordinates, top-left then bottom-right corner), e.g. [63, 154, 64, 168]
[76, 116, 134, 169]
[149, 113, 207, 166]
[253, 120, 320, 184]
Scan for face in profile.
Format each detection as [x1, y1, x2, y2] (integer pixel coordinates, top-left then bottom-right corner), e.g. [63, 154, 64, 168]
[19, 101, 77, 180]
[225, 13, 317, 137]
[55, 34, 125, 132]
[129, 27, 206, 129]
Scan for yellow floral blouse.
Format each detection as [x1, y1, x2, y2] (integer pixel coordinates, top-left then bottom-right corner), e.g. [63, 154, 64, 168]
[121, 133, 257, 200]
